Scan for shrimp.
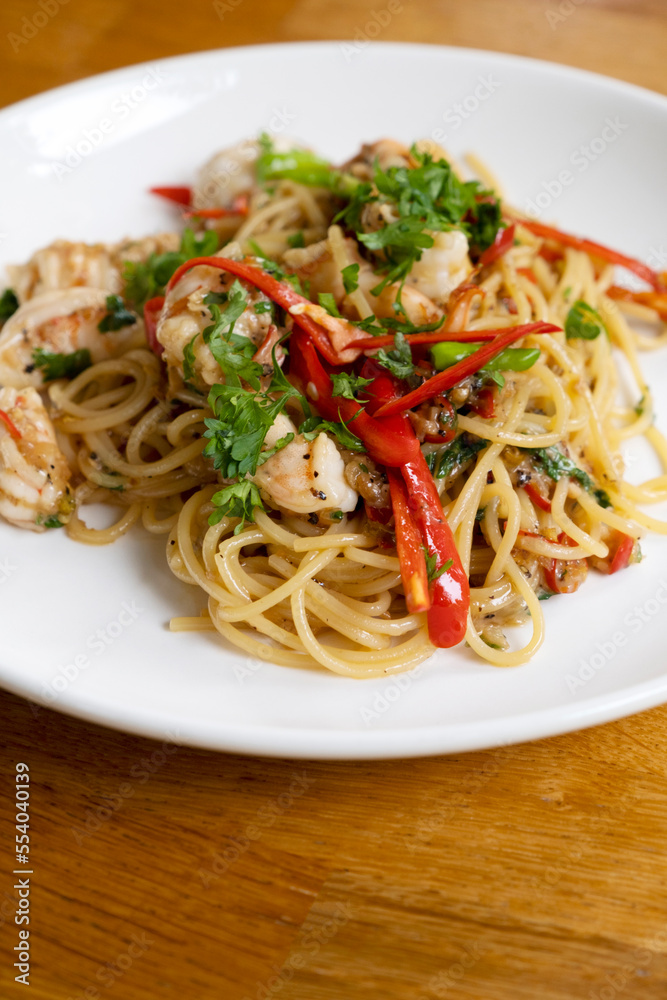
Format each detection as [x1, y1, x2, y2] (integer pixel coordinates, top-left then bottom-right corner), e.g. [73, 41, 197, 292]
[155, 257, 275, 391]
[0, 386, 72, 531]
[0, 288, 141, 389]
[251, 414, 358, 516]
[7, 234, 180, 303]
[405, 229, 473, 305]
[193, 139, 260, 211]
[285, 235, 443, 330]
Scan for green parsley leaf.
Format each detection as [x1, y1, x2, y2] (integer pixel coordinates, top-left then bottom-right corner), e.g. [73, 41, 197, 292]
[376, 332, 416, 380]
[565, 300, 605, 340]
[424, 549, 453, 584]
[209, 480, 265, 532]
[341, 263, 360, 294]
[287, 231, 305, 248]
[203, 374, 301, 481]
[183, 335, 198, 383]
[301, 416, 365, 453]
[200, 282, 263, 388]
[31, 347, 92, 381]
[97, 294, 137, 333]
[123, 228, 219, 309]
[253, 301, 273, 315]
[330, 510, 344, 521]
[426, 434, 488, 479]
[317, 292, 341, 318]
[330, 372, 373, 400]
[528, 446, 611, 507]
[35, 514, 64, 529]
[0, 288, 19, 321]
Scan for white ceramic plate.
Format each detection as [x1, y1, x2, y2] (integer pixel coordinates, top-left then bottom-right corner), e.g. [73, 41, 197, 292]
[2, 42, 667, 758]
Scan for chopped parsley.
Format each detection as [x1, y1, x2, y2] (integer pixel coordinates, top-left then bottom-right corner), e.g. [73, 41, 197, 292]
[300, 415, 365, 453]
[330, 372, 373, 400]
[30, 347, 92, 381]
[287, 231, 305, 248]
[36, 514, 64, 529]
[336, 146, 502, 297]
[209, 480, 265, 532]
[341, 263, 360, 294]
[376, 332, 417, 380]
[527, 446, 611, 507]
[424, 550, 453, 584]
[426, 434, 488, 479]
[97, 294, 137, 333]
[317, 292, 341, 317]
[122, 228, 219, 309]
[564, 300, 606, 340]
[0, 288, 19, 321]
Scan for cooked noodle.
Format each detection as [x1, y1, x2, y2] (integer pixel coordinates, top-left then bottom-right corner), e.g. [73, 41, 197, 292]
[2, 135, 667, 675]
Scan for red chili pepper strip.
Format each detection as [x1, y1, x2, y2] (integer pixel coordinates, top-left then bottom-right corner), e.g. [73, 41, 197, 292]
[401, 452, 470, 647]
[372, 322, 560, 418]
[149, 186, 192, 207]
[523, 482, 552, 513]
[352, 325, 543, 352]
[166, 255, 346, 365]
[479, 224, 515, 267]
[387, 469, 431, 614]
[0, 408, 21, 440]
[517, 219, 665, 291]
[289, 331, 420, 467]
[607, 285, 667, 322]
[144, 296, 165, 357]
[183, 194, 250, 221]
[609, 533, 635, 574]
[517, 267, 538, 285]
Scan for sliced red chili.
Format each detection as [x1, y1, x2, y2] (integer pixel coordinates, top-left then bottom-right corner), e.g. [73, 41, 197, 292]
[149, 186, 192, 207]
[479, 223, 515, 266]
[387, 469, 431, 614]
[523, 482, 552, 513]
[144, 296, 165, 357]
[372, 322, 560, 418]
[517, 219, 665, 291]
[609, 533, 636, 574]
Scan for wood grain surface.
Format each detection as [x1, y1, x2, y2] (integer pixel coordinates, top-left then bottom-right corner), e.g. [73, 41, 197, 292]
[2, 1, 667, 997]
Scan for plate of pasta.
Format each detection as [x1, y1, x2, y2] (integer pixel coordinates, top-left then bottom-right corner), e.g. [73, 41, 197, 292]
[1, 42, 667, 758]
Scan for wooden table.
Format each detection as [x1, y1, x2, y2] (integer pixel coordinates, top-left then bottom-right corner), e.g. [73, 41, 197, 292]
[2, 2, 667, 997]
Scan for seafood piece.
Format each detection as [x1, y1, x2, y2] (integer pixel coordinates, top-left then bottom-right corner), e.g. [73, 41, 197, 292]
[156, 261, 274, 390]
[193, 139, 260, 210]
[252, 415, 358, 515]
[405, 229, 473, 305]
[7, 234, 179, 303]
[0, 288, 141, 389]
[0, 386, 72, 531]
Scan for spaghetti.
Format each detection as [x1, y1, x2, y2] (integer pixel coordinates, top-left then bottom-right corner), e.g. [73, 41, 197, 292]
[1, 135, 666, 675]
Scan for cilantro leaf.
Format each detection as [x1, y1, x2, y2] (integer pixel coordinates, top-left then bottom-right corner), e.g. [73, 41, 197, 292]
[527, 446, 611, 506]
[123, 228, 219, 309]
[330, 372, 373, 400]
[565, 300, 606, 340]
[341, 263, 360, 294]
[97, 294, 137, 333]
[209, 480, 264, 532]
[203, 371, 301, 481]
[0, 288, 19, 321]
[317, 292, 341, 318]
[200, 282, 263, 388]
[426, 434, 488, 479]
[301, 416, 365, 453]
[424, 549, 453, 584]
[376, 332, 416, 380]
[31, 348, 91, 381]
